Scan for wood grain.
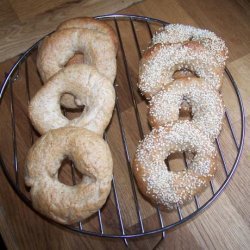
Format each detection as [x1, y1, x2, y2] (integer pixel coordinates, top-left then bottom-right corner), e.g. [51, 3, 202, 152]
[9, 0, 76, 21]
[0, 0, 142, 63]
[0, 0, 249, 249]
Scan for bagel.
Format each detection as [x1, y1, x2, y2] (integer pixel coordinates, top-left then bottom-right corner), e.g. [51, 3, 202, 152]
[133, 121, 217, 209]
[139, 41, 224, 98]
[152, 24, 228, 66]
[57, 17, 118, 52]
[66, 53, 86, 67]
[25, 127, 113, 224]
[29, 64, 115, 135]
[148, 78, 224, 140]
[37, 17, 118, 108]
[37, 28, 117, 83]
[58, 17, 118, 74]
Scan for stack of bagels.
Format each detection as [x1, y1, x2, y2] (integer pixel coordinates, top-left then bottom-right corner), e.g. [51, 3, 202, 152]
[133, 24, 228, 209]
[25, 17, 118, 224]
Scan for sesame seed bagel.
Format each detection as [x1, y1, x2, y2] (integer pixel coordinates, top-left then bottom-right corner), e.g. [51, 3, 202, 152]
[139, 41, 224, 99]
[29, 64, 115, 135]
[148, 78, 224, 140]
[152, 24, 228, 66]
[133, 121, 217, 209]
[25, 127, 113, 224]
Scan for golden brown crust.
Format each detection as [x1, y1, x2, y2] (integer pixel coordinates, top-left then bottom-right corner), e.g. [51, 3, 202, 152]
[25, 127, 113, 224]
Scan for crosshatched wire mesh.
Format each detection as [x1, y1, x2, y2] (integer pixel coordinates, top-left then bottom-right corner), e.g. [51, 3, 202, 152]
[0, 15, 245, 244]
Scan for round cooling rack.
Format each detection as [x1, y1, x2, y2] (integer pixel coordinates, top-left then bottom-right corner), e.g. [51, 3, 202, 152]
[0, 14, 245, 245]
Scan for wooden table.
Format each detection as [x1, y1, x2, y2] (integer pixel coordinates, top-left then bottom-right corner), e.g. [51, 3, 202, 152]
[0, 0, 249, 249]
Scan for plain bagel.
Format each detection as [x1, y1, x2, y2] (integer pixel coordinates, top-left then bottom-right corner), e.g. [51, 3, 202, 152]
[57, 17, 118, 52]
[25, 127, 113, 224]
[37, 28, 117, 108]
[37, 28, 117, 83]
[29, 64, 115, 135]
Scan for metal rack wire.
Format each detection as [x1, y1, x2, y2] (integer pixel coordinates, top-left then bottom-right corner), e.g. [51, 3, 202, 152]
[0, 14, 245, 246]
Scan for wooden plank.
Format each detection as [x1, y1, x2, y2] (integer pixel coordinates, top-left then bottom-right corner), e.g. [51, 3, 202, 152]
[0, 0, 19, 26]
[9, 0, 75, 21]
[0, 0, 142, 63]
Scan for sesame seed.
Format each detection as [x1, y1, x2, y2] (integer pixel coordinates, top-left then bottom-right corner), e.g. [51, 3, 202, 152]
[152, 24, 228, 65]
[139, 42, 224, 97]
[134, 24, 226, 209]
[134, 121, 217, 208]
[149, 78, 224, 140]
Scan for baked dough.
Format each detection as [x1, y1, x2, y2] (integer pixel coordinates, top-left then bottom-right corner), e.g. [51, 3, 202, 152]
[25, 127, 113, 224]
[57, 17, 118, 52]
[152, 23, 228, 66]
[148, 77, 224, 140]
[139, 41, 224, 98]
[133, 121, 217, 209]
[37, 28, 117, 83]
[29, 64, 115, 135]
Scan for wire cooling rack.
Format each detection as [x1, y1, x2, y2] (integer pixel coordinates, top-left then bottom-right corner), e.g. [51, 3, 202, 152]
[0, 14, 245, 246]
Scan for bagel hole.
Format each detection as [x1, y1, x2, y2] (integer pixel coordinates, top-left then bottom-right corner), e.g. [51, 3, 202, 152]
[58, 158, 83, 186]
[184, 151, 196, 166]
[179, 98, 192, 121]
[165, 151, 195, 172]
[66, 53, 84, 66]
[61, 106, 85, 120]
[173, 68, 195, 79]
